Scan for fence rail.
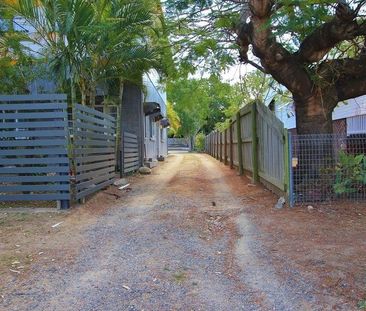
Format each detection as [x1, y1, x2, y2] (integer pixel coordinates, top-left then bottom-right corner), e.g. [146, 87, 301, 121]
[168, 138, 191, 149]
[0, 94, 70, 206]
[205, 102, 288, 197]
[73, 104, 116, 200]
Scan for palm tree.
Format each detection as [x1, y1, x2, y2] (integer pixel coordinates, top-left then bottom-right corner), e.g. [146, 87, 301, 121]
[6, 0, 163, 107]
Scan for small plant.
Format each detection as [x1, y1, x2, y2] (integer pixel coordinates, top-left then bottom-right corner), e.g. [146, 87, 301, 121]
[172, 271, 187, 284]
[358, 299, 366, 309]
[333, 151, 366, 195]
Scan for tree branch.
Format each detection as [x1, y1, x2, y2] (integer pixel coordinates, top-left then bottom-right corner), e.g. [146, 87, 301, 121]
[245, 59, 267, 73]
[337, 76, 366, 101]
[319, 54, 366, 82]
[295, 2, 360, 63]
[236, 0, 314, 98]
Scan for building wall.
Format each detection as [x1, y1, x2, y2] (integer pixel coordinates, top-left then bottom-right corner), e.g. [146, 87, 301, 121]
[347, 115, 366, 134]
[121, 82, 144, 166]
[143, 71, 168, 161]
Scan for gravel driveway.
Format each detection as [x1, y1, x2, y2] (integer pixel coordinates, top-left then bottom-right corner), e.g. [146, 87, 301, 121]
[0, 153, 350, 311]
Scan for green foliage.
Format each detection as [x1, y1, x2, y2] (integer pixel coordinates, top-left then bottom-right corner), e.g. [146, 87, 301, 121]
[165, 0, 360, 74]
[4, 0, 167, 103]
[167, 75, 243, 137]
[164, 0, 239, 75]
[167, 101, 181, 136]
[333, 151, 366, 195]
[194, 132, 205, 151]
[272, 1, 336, 48]
[358, 299, 366, 310]
[0, 1, 42, 93]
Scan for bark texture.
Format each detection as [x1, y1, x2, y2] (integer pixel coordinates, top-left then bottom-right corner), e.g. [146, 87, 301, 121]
[236, 0, 366, 134]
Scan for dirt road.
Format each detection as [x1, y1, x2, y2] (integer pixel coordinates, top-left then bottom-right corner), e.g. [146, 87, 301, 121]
[1, 153, 365, 310]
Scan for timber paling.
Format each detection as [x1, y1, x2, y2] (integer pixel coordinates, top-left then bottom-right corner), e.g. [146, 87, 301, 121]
[205, 102, 289, 199]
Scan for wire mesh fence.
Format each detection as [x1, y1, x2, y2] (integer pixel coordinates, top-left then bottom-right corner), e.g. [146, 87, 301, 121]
[290, 134, 366, 204]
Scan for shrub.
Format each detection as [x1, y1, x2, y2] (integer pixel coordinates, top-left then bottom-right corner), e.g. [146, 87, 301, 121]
[194, 133, 206, 152]
[333, 151, 366, 195]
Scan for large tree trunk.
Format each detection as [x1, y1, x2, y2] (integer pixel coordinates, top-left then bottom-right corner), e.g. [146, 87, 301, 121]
[293, 91, 337, 201]
[294, 93, 334, 135]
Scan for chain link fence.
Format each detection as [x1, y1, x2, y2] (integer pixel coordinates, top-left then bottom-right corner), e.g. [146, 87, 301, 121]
[289, 134, 366, 205]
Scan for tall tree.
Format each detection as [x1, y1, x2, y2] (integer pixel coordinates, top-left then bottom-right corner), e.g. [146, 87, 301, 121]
[167, 76, 243, 136]
[164, 0, 366, 135]
[167, 101, 181, 136]
[5, 0, 163, 106]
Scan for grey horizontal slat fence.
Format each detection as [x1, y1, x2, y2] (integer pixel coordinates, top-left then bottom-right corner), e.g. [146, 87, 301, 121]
[0, 94, 70, 205]
[73, 104, 116, 200]
[205, 102, 289, 198]
[121, 131, 139, 175]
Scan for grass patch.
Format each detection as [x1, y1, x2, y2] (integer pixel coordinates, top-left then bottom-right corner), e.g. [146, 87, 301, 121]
[0, 254, 19, 267]
[358, 299, 366, 309]
[173, 271, 187, 284]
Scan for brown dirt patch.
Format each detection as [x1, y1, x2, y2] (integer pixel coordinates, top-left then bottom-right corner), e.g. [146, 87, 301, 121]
[0, 186, 127, 302]
[216, 159, 366, 308]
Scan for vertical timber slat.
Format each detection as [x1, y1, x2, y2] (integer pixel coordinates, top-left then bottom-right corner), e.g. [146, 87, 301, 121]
[284, 128, 290, 203]
[229, 123, 234, 169]
[220, 132, 223, 162]
[224, 129, 228, 165]
[236, 112, 244, 175]
[251, 102, 259, 182]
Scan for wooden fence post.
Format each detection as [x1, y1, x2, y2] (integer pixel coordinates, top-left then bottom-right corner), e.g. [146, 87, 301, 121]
[236, 111, 244, 175]
[229, 123, 234, 169]
[218, 132, 221, 161]
[224, 129, 228, 165]
[211, 133, 213, 156]
[217, 132, 219, 160]
[251, 102, 259, 182]
[209, 134, 211, 155]
[220, 132, 223, 162]
[214, 132, 217, 158]
[284, 129, 291, 204]
[214, 132, 216, 158]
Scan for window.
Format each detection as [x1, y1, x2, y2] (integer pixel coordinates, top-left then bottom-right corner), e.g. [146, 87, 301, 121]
[160, 128, 164, 142]
[150, 117, 155, 139]
[145, 116, 149, 138]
